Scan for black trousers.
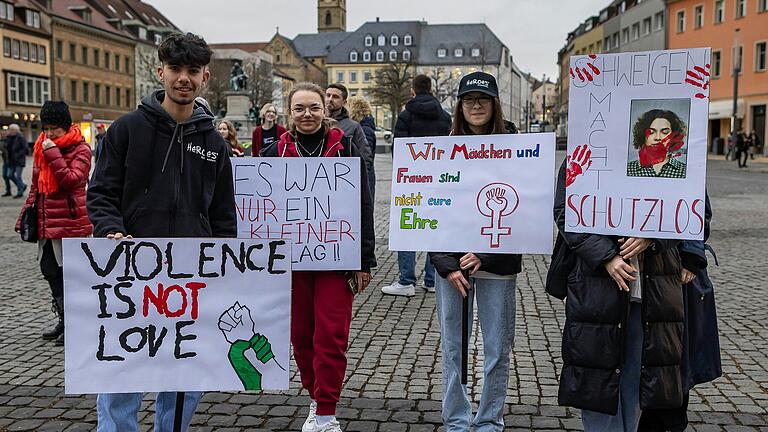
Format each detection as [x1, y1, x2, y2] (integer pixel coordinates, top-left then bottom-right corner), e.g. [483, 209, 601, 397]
[40, 241, 64, 299]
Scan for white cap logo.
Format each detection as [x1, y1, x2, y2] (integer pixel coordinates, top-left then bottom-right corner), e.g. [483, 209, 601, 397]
[466, 79, 490, 88]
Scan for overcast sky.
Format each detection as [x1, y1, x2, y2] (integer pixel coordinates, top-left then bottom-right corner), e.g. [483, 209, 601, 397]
[149, 0, 608, 79]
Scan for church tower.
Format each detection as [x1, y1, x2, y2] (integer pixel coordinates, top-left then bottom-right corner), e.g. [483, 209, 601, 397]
[317, 0, 346, 33]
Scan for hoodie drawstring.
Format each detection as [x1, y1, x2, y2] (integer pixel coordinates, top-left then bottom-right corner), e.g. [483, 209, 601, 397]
[162, 123, 181, 174]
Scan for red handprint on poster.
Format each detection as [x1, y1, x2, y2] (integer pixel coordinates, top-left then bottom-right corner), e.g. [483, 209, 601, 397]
[570, 54, 602, 83]
[685, 63, 710, 99]
[565, 144, 593, 186]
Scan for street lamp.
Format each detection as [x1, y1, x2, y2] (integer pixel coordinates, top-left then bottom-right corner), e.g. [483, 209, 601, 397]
[732, 28, 741, 133]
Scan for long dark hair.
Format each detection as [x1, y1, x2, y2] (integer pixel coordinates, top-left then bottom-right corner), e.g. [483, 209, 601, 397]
[451, 96, 507, 136]
[632, 109, 687, 149]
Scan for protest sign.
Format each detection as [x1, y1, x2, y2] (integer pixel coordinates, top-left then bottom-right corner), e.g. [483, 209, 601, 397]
[232, 158, 361, 270]
[63, 238, 291, 394]
[566, 48, 710, 240]
[388, 133, 556, 254]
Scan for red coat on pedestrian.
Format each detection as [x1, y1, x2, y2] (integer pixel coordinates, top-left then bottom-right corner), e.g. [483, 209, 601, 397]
[251, 124, 287, 156]
[16, 138, 93, 239]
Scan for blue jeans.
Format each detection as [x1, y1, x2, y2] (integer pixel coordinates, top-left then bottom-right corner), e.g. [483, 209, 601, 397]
[2, 163, 12, 194]
[397, 251, 434, 287]
[8, 165, 25, 194]
[435, 274, 517, 432]
[96, 391, 203, 432]
[582, 302, 643, 432]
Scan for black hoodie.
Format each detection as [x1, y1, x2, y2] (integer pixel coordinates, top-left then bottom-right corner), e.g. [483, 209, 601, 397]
[394, 93, 452, 140]
[87, 90, 236, 238]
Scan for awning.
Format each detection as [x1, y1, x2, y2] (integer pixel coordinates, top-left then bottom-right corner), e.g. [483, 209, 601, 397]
[708, 99, 745, 120]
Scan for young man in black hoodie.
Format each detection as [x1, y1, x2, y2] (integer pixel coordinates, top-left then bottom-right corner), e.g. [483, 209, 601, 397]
[381, 74, 451, 297]
[87, 32, 236, 432]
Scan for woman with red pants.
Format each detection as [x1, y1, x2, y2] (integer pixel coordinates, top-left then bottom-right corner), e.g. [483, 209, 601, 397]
[262, 82, 375, 432]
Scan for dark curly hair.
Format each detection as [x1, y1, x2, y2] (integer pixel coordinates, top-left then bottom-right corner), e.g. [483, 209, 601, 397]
[632, 109, 687, 149]
[157, 33, 212, 67]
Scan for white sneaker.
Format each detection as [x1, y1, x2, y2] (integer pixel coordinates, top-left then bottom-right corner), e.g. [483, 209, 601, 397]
[380, 281, 415, 297]
[302, 400, 318, 432]
[423, 283, 435, 293]
[314, 419, 342, 432]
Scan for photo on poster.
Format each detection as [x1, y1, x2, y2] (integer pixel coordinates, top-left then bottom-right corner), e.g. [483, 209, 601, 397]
[626, 98, 691, 179]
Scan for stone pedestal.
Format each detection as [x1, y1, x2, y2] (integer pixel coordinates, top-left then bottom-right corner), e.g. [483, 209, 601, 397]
[225, 92, 250, 120]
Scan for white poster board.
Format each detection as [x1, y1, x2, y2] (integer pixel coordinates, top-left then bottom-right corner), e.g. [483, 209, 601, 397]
[63, 238, 291, 394]
[566, 48, 710, 240]
[389, 134, 556, 254]
[232, 157, 361, 270]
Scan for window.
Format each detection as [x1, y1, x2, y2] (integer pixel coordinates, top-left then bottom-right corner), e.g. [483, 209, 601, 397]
[733, 45, 743, 73]
[124, 56, 130, 73]
[38, 45, 45, 64]
[604, 37, 611, 51]
[454, 47, 464, 57]
[83, 82, 89, 104]
[115, 55, 120, 71]
[95, 84, 101, 105]
[403, 34, 412, 46]
[0, 1, 14, 21]
[106, 85, 112, 105]
[363, 50, 371, 61]
[735, 0, 746, 17]
[631, 23, 640, 40]
[597, 40, 602, 52]
[364, 35, 372, 46]
[139, 27, 147, 40]
[21, 41, 29, 60]
[588, 44, 594, 53]
[325, 11, 331, 26]
[7, 73, 49, 105]
[12, 39, 19, 58]
[756, 42, 767, 71]
[115, 87, 121, 107]
[471, 47, 481, 57]
[26, 10, 40, 28]
[714, 0, 725, 23]
[655, 11, 664, 30]
[2, 37, 9, 57]
[389, 50, 397, 61]
[70, 80, 78, 102]
[712, 50, 722, 76]
[377, 34, 385, 46]
[437, 48, 446, 57]
[94, 48, 100, 66]
[618, 1, 626, 13]
[154, 34, 162, 45]
[82, 46, 88, 64]
[391, 34, 398, 46]
[349, 51, 358, 62]
[105, 51, 111, 69]
[375, 50, 384, 62]
[69, 43, 76, 62]
[622, 27, 630, 44]
[612, 32, 620, 48]
[643, 17, 652, 35]
[760, 0, 767, 12]
[30, 43, 37, 62]
[56, 77, 63, 99]
[403, 49, 411, 61]
[676, 10, 686, 32]
[694, 5, 704, 28]
[337, 71, 344, 82]
[126, 89, 130, 107]
[363, 70, 371, 82]
[56, 40, 62, 59]
[350, 71, 357, 83]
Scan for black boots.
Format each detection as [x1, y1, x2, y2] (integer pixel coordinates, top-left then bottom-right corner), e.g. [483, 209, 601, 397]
[42, 297, 64, 344]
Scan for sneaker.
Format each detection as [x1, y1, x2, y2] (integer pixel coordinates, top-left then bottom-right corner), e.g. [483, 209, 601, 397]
[380, 282, 415, 297]
[1, 192, 11, 197]
[423, 284, 435, 293]
[302, 400, 318, 432]
[314, 419, 342, 432]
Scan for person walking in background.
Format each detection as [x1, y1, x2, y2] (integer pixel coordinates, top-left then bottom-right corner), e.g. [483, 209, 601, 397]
[347, 95, 377, 202]
[429, 72, 520, 432]
[735, 128, 748, 168]
[15, 102, 92, 345]
[217, 119, 245, 156]
[4, 124, 28, 198]
[251, 103, 287, 156]
[262, 82, 376, 432]
[93, 123, 107, 163]
[381, 74, 451, 297]
[87, 32, 236, 432]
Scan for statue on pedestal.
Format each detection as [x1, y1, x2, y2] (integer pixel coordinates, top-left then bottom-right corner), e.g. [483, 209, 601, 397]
[229, 62, 248, 91]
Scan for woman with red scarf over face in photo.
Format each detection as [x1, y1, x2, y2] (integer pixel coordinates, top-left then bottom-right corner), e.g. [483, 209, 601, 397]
[15, 101, 93, 346]
[261, 82, 376, 432]
[626, 109, 688, 178]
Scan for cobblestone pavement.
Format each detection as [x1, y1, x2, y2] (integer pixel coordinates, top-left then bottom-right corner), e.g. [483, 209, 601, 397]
[1, 154, 767, 431]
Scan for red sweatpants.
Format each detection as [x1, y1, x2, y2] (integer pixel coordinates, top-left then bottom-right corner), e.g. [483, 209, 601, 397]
[291, 271, 353, 415]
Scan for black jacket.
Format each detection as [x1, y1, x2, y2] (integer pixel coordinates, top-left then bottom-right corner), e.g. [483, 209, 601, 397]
[359, 115, 377, 155]
[5, 134, 28, 167]
[394, 93, 451, 140]
[429, 125, 522, 278]
[87, 90, 237, 238]
[554, 160, 684, 414]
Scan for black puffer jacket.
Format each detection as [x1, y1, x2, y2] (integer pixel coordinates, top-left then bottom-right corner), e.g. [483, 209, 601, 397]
[6, 134, 28, 167]
[554, 160, 685, 414]
[394, 93, 451, 141]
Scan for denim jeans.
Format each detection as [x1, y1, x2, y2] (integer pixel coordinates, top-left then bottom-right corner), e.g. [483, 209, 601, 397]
[8, 165, 24, 194]
[435, 274, 517, 432]
[96, 391, 203, 432]
[582, 302, 643, 432]
[397, 251, 435, 287]
[2, 163, 11, 194]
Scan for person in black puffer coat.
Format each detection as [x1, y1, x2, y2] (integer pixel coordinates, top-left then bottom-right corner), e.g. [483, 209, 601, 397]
[553, 157, 686, 431]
